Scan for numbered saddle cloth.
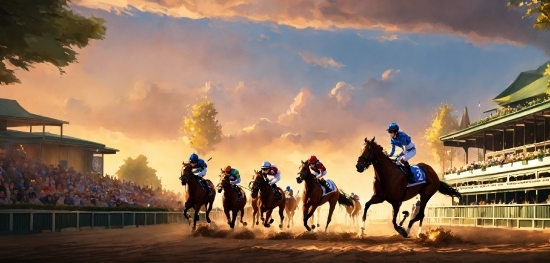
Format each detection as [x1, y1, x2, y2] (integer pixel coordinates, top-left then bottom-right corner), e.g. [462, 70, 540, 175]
[401, 165, 426, 188]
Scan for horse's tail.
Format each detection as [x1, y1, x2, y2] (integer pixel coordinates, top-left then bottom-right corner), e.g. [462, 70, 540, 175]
[337, 190, 355, 207]
[438, 181, 462, 199]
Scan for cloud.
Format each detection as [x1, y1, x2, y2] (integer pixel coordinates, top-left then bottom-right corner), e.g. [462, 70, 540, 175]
[64, 98, 92, 117]
[297, 51, 345, 69]
[73, 0, 550, 53]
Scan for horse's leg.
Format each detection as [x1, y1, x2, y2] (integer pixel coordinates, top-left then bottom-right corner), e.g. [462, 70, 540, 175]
[391, 202, 408, 238]
[264, 208, 274, 228]
[305, 204, 318, 231]
[278, 203, 285, 229]
[285, 209, 290, 229]
[302, 204, 313, 231]
[192, 204, 201, 231]
[239, 206, 247, 227]
[324, 199, 337, 232]
[183, 201, 192, 224]
[407, 195, 429, 238]
[230, 209, 238, 229]
[360, 195, 384, 234]
[205, 199, 214, 224]
[224, 208, 231, 226]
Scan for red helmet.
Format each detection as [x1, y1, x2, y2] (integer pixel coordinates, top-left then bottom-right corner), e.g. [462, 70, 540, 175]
[308, 155, 318, 164]
[224, 166, 232, 172]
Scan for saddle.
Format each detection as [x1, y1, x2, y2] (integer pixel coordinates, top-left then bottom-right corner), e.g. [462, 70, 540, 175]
[196, 177, 212, 195]
[271, 184, 283, 200]
[317, 179, 331, 193]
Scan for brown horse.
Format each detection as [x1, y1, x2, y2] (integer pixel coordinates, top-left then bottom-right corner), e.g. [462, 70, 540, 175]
[250, 170, 285, 229]
[284, 192, 298, 228]
[355, 137, 461, 238]
[217, 174, 247, 229]
[296, 160, 355, 232]
[180, 162, 216, 230]
[344, 196, 361, 226]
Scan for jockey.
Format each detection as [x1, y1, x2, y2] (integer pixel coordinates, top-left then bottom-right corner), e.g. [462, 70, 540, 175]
[285, 186, 294, 198]
[223, 165, 243, 200]
[188, 153, 212, 196]
[260, 161, 282, 200]
[387, 123, 416, 184]
[307, 155, 330, 191]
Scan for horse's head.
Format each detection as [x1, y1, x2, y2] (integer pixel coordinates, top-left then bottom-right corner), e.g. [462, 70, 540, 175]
[250, 169, 268, 198]
[217, 171, 231, 193]
[356, 136, 382, 173]
[296, 160, 314, 184]
[179, 162, 194, 185]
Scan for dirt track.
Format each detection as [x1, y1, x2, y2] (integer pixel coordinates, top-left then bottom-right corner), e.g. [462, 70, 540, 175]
[3, 223, 550, 262]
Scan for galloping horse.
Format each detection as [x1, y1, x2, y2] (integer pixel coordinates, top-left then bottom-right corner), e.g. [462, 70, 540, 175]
[217, 173, 248, 229]
[355, 137, 461, 237]
[248, 180, 262, 227]
[251, 170, 285, 229]
[180, 162, 216, 230]
[345, 196, 361, 226]
[284, 193, 298, 228]
[297, 160, 355, 232]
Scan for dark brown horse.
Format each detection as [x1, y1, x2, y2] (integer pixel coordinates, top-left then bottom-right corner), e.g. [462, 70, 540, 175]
[250, 170, 285, 229]
[217, 174, 247, 229]
[297, 160, 354, 232]
[355, 137, 461, 238]
[180, 162, 216, 230]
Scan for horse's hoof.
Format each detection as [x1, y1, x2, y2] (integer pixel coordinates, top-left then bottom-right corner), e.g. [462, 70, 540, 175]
[305, 227, 311, 232]
[279, 224, 283, 229]
[264, 224, 271, 228]
[269, 219, 274, 224]
[287, 225, 290, 229]
[242, 222, 248, 227]
[396, 227, 408, 238]
[255, 221, 259, 225]
[311, 225, 316, 230]
[316, 224, 320, 227]
[206, 218, 212, 223]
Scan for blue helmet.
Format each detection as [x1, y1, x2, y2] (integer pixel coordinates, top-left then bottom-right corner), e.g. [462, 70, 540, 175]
[286, 186, 291, 190]
[189, 153, 199, 163]
[387, 122, 399, 132]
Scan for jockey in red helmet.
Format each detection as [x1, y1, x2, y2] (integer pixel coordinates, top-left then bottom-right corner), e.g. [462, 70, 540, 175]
[307, 155, 330, 190]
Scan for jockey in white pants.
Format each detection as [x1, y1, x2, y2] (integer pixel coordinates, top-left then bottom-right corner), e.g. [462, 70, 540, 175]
[386, 123, 416, 184]
[188, 153, 211, 195]
[261, 161, 282, 199]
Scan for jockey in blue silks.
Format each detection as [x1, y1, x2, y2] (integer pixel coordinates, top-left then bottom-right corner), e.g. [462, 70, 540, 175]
[188, 153, 212, 196]
[387, 123, 416, 184]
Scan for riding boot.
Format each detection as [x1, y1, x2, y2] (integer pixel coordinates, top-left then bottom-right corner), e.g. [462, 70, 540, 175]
[271, 184, 281, 200]
[200, 179, 212, 196]
[403, 162, 416, 184]
[232, 185, 242, 200]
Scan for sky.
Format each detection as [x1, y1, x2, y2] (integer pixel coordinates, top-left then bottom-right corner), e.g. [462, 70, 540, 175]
[3, 0, 550, 208]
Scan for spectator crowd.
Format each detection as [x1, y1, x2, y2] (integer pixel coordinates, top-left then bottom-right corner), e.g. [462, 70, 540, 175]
[0, 148, 184, 211]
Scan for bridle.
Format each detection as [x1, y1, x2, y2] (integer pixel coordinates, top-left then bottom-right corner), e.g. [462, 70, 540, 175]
[296, 162, 314, 183]
[356, 141, 380, 172]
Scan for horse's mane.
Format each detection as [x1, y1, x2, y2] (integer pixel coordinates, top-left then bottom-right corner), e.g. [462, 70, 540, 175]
[364, 138, 392, 162]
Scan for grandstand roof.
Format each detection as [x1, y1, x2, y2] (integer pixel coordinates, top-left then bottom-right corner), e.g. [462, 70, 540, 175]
[0, 99, 68, 128]
[492, 61, 550, 106]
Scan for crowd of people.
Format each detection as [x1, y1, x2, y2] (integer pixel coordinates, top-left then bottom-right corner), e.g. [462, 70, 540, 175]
[444, 148, 550, 175]
[469, 96, 549, 127]
[0, 149, 184, 210]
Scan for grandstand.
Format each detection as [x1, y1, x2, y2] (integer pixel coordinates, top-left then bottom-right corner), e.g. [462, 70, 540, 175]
[426, 61, 550, 229]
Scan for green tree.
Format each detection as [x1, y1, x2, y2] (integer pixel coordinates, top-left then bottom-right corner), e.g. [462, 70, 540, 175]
[116, 155, 161, 188]
[0, 0, 106, 85]
[182, 100, 223, 154]
[424, 104, 459, 171]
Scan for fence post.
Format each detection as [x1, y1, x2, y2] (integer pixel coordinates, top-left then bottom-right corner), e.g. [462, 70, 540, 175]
[29, 212, 33, 231]
[76, 212, 79, 230]
[91, 213, 94, 230]
[144, 213, 147, 226]
[9, 212, 13, 231]
[108, 213, 111, 229]
[52, 212, 56, 232]
[133, 212, 136, 227]
[154, 213, 156, 225]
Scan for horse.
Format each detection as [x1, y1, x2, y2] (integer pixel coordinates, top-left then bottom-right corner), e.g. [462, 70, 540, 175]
[248, 180, 262, 227]
[217, 173, 247, 229]
[345, 196, 361, 226]
[250, 170, 285, 229]
[355, 137, 462, 238]
[284, 191, 298, 228]
[296, 160, 355, 232]
[180, 162, 216, 230]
